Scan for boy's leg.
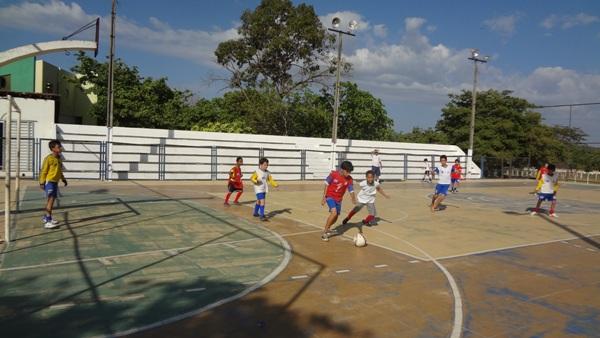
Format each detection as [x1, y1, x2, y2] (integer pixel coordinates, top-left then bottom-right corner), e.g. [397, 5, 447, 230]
[343, 204, 364, 223]
[432, 195, 445, 211]
[431, 193, 438, 206]
[233, 190, 243, 203]
[224, 192, 232, 204]
[324, 210, 339, 233]
[549, 198, 558, 216]
[531, 199, 543, 214]
[45, 196, 55, 219]
[259, 199, 266, 218]
[364, 203, 376, 224]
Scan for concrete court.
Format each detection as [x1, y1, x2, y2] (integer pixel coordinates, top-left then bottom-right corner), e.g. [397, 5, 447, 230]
[1, 179, 600, 337]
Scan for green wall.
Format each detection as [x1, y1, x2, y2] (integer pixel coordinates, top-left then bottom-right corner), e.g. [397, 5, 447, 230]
[0, 57, 35, 92]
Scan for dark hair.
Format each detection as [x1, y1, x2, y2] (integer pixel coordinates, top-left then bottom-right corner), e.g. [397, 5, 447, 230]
[259, 157, 269, 165]
[440, 155, 447, 160]
[455, 159, 460, 163]
[48, 140, 62, 150]
[365, 170, 374, 177]
[236, 156, 243, 162]
[548, 164, 556, 171]
[340, 160, 354, 172]
[423, 158, 428, 161]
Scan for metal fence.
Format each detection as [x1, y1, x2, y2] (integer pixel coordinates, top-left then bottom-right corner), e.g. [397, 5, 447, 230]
[26, 139, 473, 181]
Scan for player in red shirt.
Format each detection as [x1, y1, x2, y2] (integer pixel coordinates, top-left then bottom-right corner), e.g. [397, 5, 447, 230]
[321, 161, 356, 241]
[536, 163, 549, 180]
[451, 159, 462, 193]
[224, 157, 244, 205]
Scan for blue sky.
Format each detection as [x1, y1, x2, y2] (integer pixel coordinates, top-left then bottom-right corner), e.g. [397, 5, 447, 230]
[1, 0, 599, 142]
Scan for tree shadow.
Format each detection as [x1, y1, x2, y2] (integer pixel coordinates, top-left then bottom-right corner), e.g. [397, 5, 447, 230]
[539, 214, 600, 250]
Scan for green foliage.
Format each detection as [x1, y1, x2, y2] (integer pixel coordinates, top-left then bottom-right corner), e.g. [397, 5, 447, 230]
[191, 120, 254, 133]
[394, 127, 448, 144]
[71, 52, 190, 129]
[215, 0, 335, 97]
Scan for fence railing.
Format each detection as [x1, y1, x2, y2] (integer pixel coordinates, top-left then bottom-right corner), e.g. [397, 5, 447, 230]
[24, 139, 474, 181]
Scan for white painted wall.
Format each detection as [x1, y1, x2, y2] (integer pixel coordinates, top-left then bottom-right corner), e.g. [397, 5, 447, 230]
[1, 96, 56, 176]
[57, 124, 481, 180]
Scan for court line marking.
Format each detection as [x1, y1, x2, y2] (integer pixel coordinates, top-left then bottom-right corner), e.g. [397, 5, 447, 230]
[335, 269, 350, 274]
[374, 264, 388, 268]
[185, 288, 206, 293]
[435, 233, 600, 261]
[110, 209, 293, 338]
[371, 227, 463, 338]
[290, 274, 308, 280]
[0, 229, 316, 272]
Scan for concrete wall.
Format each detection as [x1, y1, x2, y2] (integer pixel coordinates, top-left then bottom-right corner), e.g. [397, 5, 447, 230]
[0, 57, 35, 92]
[57, 124, 481, 181]
[1, 96, 56, 176]
[35, 60, 96, 125]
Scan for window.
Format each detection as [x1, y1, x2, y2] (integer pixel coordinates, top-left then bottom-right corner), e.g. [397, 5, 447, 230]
[0, 75, 10, 91]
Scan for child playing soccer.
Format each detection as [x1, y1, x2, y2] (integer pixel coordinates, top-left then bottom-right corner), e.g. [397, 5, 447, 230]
[224, 156, 244, 206]
[321, 160, 356, 241]
[250, 157, 278, 221]
[531, 163, 559, 217]
[39, 140, 68, 229]
[342, 170, 389, 226]
[422, 158, 432, 182]
[451, 159, 462, 193]
[430, 155, 452, 212]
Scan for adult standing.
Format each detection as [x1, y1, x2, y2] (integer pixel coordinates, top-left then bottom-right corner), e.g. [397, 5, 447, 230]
[371, 149, 383, 181]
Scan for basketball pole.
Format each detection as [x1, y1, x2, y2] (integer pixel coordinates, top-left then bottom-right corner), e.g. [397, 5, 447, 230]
[4, 95, 12, 242]
[15, 98, 21, 209]
[106, 0, 116, 181]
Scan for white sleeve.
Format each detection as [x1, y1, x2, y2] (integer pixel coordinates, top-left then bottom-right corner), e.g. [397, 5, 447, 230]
[360, 180, 367, 187]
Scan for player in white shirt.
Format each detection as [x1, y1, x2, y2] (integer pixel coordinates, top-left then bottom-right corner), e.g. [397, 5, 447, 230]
[430, 155, 452, 212]
[341, 170, 389, 226]
[531, 163, 559, 217]
[422, 158, 432, 182]
[371, 149, 383, 181]
[250, 157, 279, 221]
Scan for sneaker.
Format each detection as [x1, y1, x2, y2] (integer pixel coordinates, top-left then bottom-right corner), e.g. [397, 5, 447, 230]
[327, 229, 339, 236]
[454, 189, 459, 193]
[530, 211, 538, 216]
[232, 201, 240, 205]
[44, 220, 59, 229]
[321, 233, 330, 242]
[224, 202, 230, 207]
[253, 213, 260, 217]
[342, 218, 349, 225]
[550, 213, 559, 218]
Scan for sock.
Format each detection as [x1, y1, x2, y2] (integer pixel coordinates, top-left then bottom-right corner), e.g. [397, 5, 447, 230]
[254, 203, 260, 215]
[225, 192, 232, 203]
[364, 215, 375, 223]
[234, 191, 242, 202]
[259, 205, 265, 217]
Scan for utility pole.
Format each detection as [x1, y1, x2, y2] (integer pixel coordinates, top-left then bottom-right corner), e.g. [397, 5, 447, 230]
[467, 49, 488, 179]
[106, 0, 116, 181]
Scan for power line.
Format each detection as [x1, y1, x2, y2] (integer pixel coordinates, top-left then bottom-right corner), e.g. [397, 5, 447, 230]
[533, 102, 600, 108]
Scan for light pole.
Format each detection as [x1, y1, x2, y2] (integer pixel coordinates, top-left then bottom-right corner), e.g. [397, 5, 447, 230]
[106, 0, 116, 181]
[328, 17, 357, 170]
[467, 49, 488, 178]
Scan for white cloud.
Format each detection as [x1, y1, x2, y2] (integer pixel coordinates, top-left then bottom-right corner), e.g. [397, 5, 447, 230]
[541, 13, 599, 29]
[373, 24, 387, 38]
[0, 0, 239, 67]
[483, 14, 521, 37]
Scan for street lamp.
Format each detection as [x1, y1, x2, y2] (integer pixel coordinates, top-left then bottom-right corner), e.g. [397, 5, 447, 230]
[328, 17, 357, 170]
[467, 49, 488, 178]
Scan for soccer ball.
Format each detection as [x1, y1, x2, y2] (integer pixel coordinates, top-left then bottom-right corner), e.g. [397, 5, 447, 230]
[353, 233, 367, 247]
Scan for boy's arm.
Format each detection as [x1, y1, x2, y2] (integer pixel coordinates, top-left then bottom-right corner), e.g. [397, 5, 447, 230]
[376, 186, 390, 198]
[554, 178, 559, 195]
[535, 177, 543, 192]
[348, 183, 356, 204]
[321, 184, 329, 205]
[39, 157, 49, 186]
[250, 172, 259, 184]
[267, 174, 279, 187]
[228, 168, 235, 182]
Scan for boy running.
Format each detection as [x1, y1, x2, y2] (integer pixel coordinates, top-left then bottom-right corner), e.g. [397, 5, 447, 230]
[342, 170, 389, 226]
[250, 157, 279, 221]
[321, 161, 356, 241]
[451, 159, 462, 193]
[39, 140, 68, 229]
[224, 156, 244, 205]
[430, 155, 452, 212]
[422, 158, 432, 182]
[371, 149, 383, 181]
[531, 164, 559, 217]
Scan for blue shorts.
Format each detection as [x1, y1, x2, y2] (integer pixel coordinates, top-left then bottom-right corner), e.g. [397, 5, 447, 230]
[45, 182, 58, 198]
[371, 166, 381, 177]
[326, 197, 342, 215]
[435, 184, 450, 196]
[256, 192, 266, 200]
[451, 178, 460, 184]
[538, 193, 555, 202]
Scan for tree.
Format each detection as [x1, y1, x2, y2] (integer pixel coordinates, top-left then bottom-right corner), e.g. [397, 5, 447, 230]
[215, 0, 336, 97]
[71, 52, 190, 129]
[394, 127, 448, 144]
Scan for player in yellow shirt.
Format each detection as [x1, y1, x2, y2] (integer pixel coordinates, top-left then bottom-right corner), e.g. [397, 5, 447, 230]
[531, 164, 559, 217]
[39, 140, 68, 229]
